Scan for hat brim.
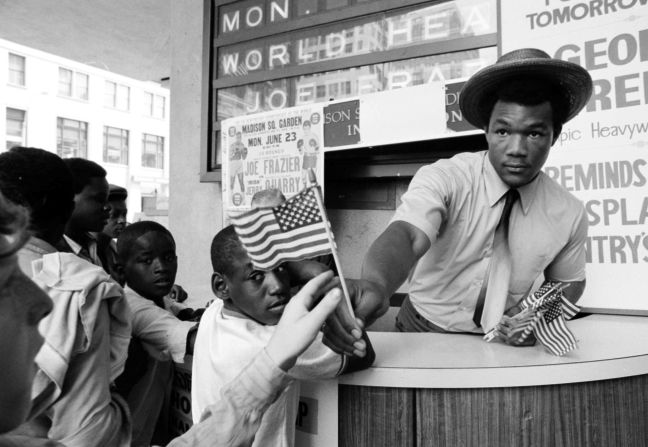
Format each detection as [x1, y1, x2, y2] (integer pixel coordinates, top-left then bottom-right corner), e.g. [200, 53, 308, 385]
[459, 58, 593, 129]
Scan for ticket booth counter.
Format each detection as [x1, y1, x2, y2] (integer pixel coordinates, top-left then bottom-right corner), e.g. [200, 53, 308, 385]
[170, 314, 648, 446]
[296, 313, 648, 446]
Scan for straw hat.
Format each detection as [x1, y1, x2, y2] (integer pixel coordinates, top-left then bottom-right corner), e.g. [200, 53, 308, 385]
[459, 48, 593, 129]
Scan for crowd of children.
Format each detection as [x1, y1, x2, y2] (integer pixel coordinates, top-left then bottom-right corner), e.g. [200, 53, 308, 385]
[0, 146, 374, 446]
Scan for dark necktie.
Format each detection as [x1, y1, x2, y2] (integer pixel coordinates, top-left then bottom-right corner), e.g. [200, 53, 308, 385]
[473, 189, 519, 328]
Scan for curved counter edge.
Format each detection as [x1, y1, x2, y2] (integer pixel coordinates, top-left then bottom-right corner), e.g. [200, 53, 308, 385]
[338, 354, 648, 388]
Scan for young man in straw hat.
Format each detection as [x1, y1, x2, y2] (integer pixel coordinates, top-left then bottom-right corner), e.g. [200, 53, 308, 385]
[323, 48, 593, 350]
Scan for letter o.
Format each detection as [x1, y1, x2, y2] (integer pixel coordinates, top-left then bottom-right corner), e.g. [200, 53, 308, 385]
[609, 33, 637, 65]
[570, 4, 588, 20]
[246, 6, 263, 27]
[536, 11, 552, 27]
[245, 50, 262, 70]
[268, 89, 287, 109]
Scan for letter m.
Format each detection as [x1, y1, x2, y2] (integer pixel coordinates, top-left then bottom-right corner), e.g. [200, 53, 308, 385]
[553, 7, 570, 24]
[222, 11, 240, 33]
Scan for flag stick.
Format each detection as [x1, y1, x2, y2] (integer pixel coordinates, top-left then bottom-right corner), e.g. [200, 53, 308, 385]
[307, 169, 356, 318]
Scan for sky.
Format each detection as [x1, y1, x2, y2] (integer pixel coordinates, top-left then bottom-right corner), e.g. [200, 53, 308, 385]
[0, 0, 171, 82]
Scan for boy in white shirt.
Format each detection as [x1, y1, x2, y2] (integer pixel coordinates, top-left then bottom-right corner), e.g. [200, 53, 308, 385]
[192, 225, 374, 447]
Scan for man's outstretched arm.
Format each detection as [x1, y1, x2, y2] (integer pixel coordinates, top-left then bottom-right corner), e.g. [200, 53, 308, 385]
[322, 220, 431, 356]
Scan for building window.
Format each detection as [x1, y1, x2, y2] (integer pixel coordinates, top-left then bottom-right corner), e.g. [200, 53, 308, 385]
[142, 134, 164, 169]
[58, 68, 89, 100]
[6, 108, 26, 150]
[144, 92, 166, 119]
[8, 53, 25, 86]
[57, 117, 88, 158]
[103, 126, 129, 164]
[104, 81, 130, 110]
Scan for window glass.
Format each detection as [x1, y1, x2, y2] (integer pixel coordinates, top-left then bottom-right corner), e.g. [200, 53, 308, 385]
[75, 73, 89, 100]
[103, 126, 129, 164]
[59, 69, 88, 100]
[57, 117, 88, 158]
[296, 0, 318, 17]
[58, 68, 73, 96]
[105, 81, 130, 110]
[145, 92, 154, 115]
[325, 0, 350, 11]
[217, 0, 496, 77]
[105, 81, 116, 107]
[219, 0, 291, 36]
[8, 53, 26, 86]
[117, 84, 130, 110]
[145, 92, 166, 118]
[142, 134, 164, 169]
[154, 95, 165, 118]
[217, 46, 496, 120]
[5, 108, 26, 150]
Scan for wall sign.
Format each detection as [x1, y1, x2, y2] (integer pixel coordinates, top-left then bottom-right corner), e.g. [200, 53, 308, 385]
[500, 0, 648, 314]
[222, 104, 325, 211]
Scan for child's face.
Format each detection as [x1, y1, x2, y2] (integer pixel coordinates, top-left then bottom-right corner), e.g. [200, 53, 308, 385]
[70, 177, 110, 232]
[221, 246, 291, 325]
[123, 231, 177, 300]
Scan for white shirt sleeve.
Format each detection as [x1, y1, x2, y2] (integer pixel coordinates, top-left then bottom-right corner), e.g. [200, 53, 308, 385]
[126, 291, 196, 363]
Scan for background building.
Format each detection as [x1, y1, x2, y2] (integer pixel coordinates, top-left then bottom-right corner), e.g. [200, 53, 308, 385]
[0, 38, 170, 224]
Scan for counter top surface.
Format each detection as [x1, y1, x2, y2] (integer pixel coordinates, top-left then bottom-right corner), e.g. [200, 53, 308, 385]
[338, 314, 648, 388]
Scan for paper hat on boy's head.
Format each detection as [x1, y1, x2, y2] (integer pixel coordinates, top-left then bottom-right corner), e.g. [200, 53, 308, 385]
[108, 184, 128, 201]
[459, 48, 593, 129]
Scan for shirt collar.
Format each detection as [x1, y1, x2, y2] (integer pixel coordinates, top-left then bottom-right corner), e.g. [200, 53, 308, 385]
[483, 153, 509, 207]
[483, 152, 541, 215]
[63, 232, 97, 255]
[63, 234, 82, 255]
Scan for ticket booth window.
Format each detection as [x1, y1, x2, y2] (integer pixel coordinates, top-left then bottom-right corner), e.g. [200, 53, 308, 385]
[202, 0, 498, 181]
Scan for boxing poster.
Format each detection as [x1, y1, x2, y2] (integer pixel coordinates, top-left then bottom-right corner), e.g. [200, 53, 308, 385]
[222, 104, 325, 212]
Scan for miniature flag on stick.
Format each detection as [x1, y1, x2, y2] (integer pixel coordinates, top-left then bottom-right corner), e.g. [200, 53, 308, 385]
[534, 296, 577, 356]
[485, 280, 580, 356]
[229, 187, 332, 270]
[229, 170, 355, 317]
[522, 281, 579, 356]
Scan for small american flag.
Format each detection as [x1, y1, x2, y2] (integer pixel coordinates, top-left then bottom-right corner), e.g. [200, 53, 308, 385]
[522, 280, 580, 320]
[486, 280, 579, 354]
[535, 296, 577, 356]
[229, 187, 332, 270]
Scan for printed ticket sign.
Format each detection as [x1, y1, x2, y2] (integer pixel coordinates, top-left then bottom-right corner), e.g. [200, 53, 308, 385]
[222, 105, 325, 211]
[501, 0, 648, 313]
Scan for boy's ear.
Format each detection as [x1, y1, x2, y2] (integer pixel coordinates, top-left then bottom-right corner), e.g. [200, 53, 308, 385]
[211, 272, 229, 300]
[112, 261, 126, 285]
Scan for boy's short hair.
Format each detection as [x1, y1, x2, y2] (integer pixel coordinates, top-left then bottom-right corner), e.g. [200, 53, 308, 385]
[117, 220, 174, 262]
[108, 184, 128, 202]
[0, 147, 75, 229]
[250, 188, 286, 208]
[63, 158, 107, 194]
[210, 225, 244, 276]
